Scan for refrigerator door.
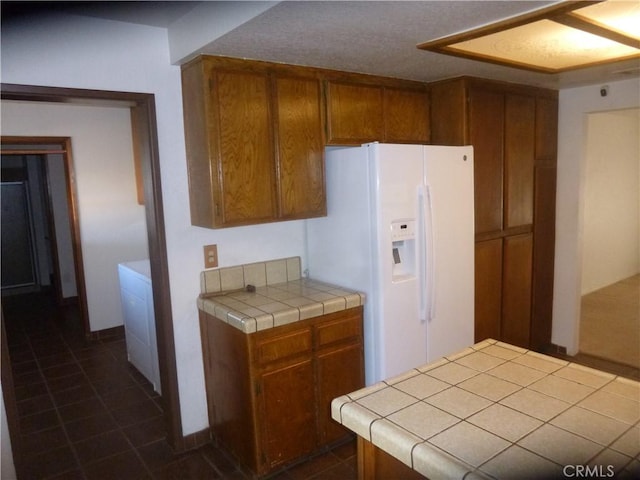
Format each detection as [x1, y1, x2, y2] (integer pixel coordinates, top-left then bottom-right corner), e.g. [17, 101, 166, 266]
[422, 145, 475, 361]
[369, 143, 427, 381]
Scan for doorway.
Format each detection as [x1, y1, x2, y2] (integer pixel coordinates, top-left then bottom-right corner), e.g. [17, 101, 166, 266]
[578, 108, 640, 368]
[0, 84, 183, 463]
[1, 174, 40, 293]
[2, 140, 86, 324]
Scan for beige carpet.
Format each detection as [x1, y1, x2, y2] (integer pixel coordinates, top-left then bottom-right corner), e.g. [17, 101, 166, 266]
[579, 274, 640, 368]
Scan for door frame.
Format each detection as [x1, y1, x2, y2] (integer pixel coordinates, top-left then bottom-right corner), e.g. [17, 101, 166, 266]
[0, 83, 184, 453]
[1, 139, 87, 315]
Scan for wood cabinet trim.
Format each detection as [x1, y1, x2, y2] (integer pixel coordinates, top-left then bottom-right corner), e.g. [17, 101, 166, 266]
[429, 75, 558, 99]
[194, 55, 429, 90]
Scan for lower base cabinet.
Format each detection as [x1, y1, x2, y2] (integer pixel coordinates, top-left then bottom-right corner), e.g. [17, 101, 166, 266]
[474, 233, 533, 349]
[358, 437, 426, 480]
[199, 306, 364, 477]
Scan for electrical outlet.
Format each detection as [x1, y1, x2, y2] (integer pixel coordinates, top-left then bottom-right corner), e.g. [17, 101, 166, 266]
[203, 244, 218, 268]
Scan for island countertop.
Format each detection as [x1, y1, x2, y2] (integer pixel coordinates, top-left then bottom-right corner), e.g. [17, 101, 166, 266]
[332, 339, 640, 479]
[197, 256, 365, 334]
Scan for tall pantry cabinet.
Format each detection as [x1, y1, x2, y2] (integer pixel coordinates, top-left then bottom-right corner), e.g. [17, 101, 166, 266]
[430, 77, 558, 351]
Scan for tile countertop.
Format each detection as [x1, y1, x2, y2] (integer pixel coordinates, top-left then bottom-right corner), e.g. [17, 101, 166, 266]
[332, 339, 640, 480]
[197, 256, 365, 334]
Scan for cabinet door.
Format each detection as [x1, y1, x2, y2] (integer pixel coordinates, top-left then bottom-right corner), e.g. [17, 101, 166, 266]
[326, 81, 384, 144]
[214, 70, 277, 226]
[504, 94, 535, 229]
[469, 88, 504, 235]
[501, 234, 533, 348]
[535, 96, 558, 166]
[199, 311, 257, 470]
[259, 359, 316, 470]
[316, 343, 364, 444]
[531, 166, 556, 350]
[383, 88, 430, 143]
[475, 239, 503, 342]
[274, 76, 326, 219]
[429, 79, 466, 146]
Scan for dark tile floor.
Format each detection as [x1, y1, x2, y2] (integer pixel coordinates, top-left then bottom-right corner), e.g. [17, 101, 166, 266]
[2, 291, 357, 480]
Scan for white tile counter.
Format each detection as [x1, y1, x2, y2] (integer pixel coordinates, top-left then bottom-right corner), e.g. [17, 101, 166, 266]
[197, 256, 364, 333]
[332, 339, 640, 479]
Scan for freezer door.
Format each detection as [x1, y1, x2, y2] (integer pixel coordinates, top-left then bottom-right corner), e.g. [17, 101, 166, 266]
[369, 143, 428, 381]
[422, 145, 475, 361]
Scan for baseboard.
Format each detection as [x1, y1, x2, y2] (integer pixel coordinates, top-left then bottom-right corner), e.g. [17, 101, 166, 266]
[179, 427, 212, 452]
[544, 343, 567, 356]
[59, 295, 78, 306]
[87, 325, 125, 341]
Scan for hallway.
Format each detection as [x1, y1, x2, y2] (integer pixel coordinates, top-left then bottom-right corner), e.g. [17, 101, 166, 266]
[2, 291, 357, 479]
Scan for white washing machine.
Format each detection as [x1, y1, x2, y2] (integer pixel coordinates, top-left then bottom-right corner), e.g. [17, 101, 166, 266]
[117, 260, 161, 393]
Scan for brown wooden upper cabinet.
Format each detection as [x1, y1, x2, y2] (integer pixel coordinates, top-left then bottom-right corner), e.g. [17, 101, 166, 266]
[181, 56, 326, 229]
[384, 87, 430, 144]
[274, 76, 326, 220]
[325, 81, 384, 144]
[182, 56, 431, 229]
[325, 80, 430, 145]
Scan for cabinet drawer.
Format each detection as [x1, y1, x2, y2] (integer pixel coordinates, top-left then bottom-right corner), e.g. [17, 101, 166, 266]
[316, 314, 362, 349]
[256, 329, 312, 365]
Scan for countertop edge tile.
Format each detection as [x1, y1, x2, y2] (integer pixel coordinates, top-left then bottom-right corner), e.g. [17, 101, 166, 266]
[340, 402, 380, 441]
[385, 369, 421, 386]
[370, 419, 422, 468]
[494, 341, 528, 354]
[347, 382, 388, 401]
[412, 442, 475, 480]
[331, 395, 351, 424]
[417, 357, 449, 373]
[446, 347, 475, 361]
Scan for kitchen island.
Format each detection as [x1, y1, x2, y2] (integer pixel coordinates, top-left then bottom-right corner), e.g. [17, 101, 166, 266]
[332, 339, 640, 479]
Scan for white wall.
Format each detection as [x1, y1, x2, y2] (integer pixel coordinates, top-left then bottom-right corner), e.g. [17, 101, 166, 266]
[1, 12, 306, 435]
[581, 110, 640, 294]
[555, 77, 640, 355]
[1, 101, 148, 332]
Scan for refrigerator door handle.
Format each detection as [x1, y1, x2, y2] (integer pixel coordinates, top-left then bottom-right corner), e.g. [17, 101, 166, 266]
[418, 185, 427, 323]
[418, 185, 435, 323]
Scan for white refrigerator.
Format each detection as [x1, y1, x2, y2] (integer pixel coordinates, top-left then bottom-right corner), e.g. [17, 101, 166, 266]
[305, 143, 475, 384]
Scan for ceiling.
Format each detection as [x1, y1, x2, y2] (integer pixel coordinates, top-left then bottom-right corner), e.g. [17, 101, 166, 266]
[3, 1, 640, 89]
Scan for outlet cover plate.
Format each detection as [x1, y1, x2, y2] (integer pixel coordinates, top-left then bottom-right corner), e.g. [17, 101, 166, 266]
[204, 244, 218, 268]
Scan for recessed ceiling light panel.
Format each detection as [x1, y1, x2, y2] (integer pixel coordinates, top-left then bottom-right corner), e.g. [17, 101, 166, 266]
[418, 1, 640, 73]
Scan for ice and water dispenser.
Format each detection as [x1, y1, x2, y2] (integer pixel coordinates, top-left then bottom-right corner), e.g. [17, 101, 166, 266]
[391, 219, 416, 281]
